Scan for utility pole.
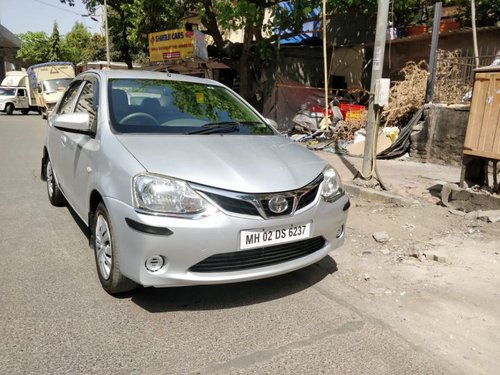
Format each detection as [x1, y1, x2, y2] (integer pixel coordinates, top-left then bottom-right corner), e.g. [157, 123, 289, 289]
[425, 2, 442, 103]
[104, 0, 110, 68]
[471, 0, 480, 68]
[361, 0, 390, 179]
[322, 0, 328, 128]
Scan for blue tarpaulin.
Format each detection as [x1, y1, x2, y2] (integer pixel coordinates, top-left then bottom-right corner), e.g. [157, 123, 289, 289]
[276, 2, 321, 45]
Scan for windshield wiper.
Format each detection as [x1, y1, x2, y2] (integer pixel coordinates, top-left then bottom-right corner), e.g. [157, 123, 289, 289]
[185, 121, 264, 135]
[185, 124, 241, 135]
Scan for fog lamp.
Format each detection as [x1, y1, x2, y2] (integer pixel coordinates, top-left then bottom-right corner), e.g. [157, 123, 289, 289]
[145, 255, 165, 272]
[336, 225, 344, 239]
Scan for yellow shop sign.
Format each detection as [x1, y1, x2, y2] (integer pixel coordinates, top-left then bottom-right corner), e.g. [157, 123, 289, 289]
[148, 29, 196, 62]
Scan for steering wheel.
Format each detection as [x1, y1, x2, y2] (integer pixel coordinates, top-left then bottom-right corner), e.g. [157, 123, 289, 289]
[120, 112, 159, 126]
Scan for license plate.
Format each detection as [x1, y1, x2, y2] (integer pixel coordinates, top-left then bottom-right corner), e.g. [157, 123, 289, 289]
[240, 222, 311, 250]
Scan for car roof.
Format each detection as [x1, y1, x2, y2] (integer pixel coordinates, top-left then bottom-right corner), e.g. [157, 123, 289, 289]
[81, 69, 224, 87]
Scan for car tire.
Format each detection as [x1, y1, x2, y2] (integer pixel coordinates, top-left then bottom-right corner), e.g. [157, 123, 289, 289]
[5, 103, 14, 115]
[93, 202, 137, 294]
[46, 158, 66, 206]
[21, 109, 29, 115]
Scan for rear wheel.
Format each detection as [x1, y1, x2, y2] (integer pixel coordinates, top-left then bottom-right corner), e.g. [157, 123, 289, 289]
[5, 103, 14, 115]
[93, 203, 137, 294]
[46, 158, 65, 206]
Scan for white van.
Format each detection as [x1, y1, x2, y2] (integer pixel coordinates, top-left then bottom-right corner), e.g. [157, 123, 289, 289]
[0, 71, 39, 115]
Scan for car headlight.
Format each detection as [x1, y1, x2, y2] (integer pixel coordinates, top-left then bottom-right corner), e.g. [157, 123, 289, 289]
[320, 166, 344, 201]
[133, 173, 217, 217]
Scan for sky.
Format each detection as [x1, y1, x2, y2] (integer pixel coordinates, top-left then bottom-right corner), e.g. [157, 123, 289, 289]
[0, 0, 102, 36]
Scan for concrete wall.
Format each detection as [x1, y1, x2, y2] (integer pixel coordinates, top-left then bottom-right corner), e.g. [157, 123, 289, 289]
[411, 104, 470, 166]
[278, 45, 366, 89]
[278, 28, 499, 95]
[383, 27, 500, 81]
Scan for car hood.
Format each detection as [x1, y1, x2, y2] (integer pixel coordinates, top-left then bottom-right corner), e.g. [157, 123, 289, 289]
[116, 134, 326, 193]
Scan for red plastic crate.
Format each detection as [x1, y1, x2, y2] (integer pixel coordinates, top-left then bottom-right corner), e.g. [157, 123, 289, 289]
[339, 103, 365, 121]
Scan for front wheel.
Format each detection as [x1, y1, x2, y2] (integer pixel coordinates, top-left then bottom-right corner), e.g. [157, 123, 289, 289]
[5, 103, 14, 115]
[46, 158, 65, 206]
[93, 203, 137, 294]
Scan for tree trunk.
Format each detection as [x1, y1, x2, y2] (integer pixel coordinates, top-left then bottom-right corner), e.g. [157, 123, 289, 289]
[109, 1, 133, 69]
[201, 0, 225, 53]
[239, 26, 254, 100]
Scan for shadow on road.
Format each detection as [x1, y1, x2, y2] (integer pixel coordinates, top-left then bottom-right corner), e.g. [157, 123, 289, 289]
[338, 153, 359, 177]
[127, 256, 338, 313]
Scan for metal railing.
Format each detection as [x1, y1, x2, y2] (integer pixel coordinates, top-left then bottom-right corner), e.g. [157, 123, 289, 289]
[433, 47, 498, 104]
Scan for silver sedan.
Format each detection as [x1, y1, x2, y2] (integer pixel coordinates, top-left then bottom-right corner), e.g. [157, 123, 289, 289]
[41, 69, 349, 294]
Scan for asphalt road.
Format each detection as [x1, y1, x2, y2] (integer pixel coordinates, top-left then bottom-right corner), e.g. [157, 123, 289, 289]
[0, 113, 452, 375]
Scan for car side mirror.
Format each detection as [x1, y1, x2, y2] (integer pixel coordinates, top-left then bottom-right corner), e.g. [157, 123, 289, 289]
[54, 113, 94, 136]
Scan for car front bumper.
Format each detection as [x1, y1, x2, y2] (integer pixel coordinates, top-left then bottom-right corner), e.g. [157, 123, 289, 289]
[104, 194, 349, 287]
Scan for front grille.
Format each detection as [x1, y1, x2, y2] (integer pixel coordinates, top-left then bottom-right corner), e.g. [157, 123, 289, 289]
[297, 184, 320, 210]
[193, 174, 323, 219]
[204, 192, 259, 216]
[189, 236, 326, 273]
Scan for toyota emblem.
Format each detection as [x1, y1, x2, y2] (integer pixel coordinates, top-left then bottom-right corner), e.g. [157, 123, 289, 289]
[268, 195, 289, 214]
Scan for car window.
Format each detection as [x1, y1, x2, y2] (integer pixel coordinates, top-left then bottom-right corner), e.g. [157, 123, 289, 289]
[74, 80, 98, 127]
[58, 81, 84, 115]
[18, 88, 26, 96]
[108, 79, 273, 135]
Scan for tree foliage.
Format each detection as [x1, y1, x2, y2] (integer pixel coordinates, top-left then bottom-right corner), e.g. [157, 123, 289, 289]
[60, 22, 92, 63]
[61, 0, 190, 68]
[57, 0, 498, 102]
[16, 32, 51, 65]
[84, 34, 108, 62]
[48, 22, 62, 61]
[16, 21, 105, 66]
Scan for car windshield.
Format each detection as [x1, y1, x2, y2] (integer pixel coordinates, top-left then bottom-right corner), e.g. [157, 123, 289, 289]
[43, 78, 72, 94]
[0, 87, 16, 96]
[108, 78, 274, 135]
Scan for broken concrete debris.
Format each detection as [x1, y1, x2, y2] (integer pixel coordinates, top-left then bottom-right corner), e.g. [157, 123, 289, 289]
[379, 248, 391, 255]
[453, 210, 500, 223]
[478, 210, 500, 223]
[424, 251, 448, 263]
[406, 247, 426, 262]
[372, 231, 391, 243]
[440, 183, 500, 222]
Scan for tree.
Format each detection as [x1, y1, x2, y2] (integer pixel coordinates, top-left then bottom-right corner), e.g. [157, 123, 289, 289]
[455, 0, 499, 27]
[16, 32, 51, 66]
[61, 0, 190, 68]
[83, 33, 108, 62]
[61, 22, 92, 64]
[48, 22, 62, 61]
[194, 0, 331, 101]
[59, 0, 498, 102]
